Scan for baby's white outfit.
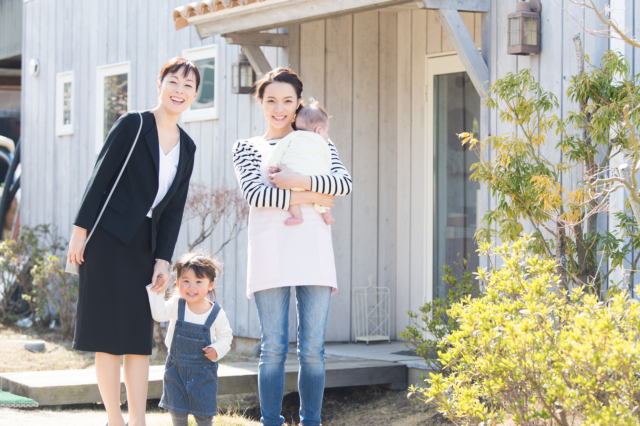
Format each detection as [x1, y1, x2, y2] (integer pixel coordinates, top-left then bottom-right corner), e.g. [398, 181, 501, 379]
[146, 285, 234, 361]
[267, 130, 332, 213]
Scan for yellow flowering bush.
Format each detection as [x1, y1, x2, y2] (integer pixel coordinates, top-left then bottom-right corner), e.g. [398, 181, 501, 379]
[415, 237, 640, 426]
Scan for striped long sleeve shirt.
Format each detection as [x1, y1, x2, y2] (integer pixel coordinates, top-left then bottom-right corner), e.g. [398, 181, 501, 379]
[233, 137, 353, 211]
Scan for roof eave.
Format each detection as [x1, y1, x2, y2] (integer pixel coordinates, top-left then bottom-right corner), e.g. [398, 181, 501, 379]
[187, 0, 415, 39]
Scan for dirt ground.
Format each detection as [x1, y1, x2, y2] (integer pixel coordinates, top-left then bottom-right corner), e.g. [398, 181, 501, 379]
[0, 325, 452, 426]
[0, 388, 450, 426]
[0, 325, 252, 372]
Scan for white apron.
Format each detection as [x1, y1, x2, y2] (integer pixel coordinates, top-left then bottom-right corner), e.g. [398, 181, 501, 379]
[245, 138, 338, 299]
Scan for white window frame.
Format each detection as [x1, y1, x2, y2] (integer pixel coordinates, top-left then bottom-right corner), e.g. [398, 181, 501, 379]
[181, 45, 219, 122]
[56, 71, 74, 136]
[95, 61, 130, 154]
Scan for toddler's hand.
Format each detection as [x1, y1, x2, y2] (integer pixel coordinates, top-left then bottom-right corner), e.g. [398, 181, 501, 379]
[153, 274, 166, 294]
[203, 347, 218, 361]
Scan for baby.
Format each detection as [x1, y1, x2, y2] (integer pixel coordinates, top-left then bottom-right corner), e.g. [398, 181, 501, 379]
[268, 99, 335, 226]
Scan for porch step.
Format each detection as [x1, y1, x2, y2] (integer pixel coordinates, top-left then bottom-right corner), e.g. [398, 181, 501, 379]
[0, 357, 406, 406]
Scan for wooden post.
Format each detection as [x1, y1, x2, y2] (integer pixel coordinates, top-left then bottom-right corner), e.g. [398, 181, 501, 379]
[435, 8, 489, 98]
[241, 44, 273, 76]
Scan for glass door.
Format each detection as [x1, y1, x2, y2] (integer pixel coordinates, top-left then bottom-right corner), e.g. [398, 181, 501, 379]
[426, 55, 481, 302]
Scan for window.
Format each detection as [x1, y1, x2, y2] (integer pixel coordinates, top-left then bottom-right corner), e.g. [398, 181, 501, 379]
[433, 71, 481, 302]
[95, 62, 130, 153]
[182, 45, 219, 122]
[56, 71, 73, 136]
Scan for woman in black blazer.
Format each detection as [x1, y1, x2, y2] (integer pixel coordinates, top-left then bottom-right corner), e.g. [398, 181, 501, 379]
[67, 57, 199, 426]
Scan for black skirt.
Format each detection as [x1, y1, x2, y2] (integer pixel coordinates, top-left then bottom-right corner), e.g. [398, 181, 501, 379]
[73, 218, 155, 355]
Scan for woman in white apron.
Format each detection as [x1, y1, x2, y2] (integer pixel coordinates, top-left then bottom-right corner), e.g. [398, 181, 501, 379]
[232, 68, 352, 426]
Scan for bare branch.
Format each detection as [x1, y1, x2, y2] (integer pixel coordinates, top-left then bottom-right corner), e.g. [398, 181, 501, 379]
[183, 181, 249, 254]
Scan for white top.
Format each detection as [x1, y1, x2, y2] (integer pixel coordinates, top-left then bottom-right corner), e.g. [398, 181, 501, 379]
[146, 285, 234, 361]
[147, 140, 180, 218]
[243, 137, 338, 299]
[267, 131, 332, 178]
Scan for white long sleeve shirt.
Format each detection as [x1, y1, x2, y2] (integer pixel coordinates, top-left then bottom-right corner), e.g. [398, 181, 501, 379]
[146, 285, 233, 361]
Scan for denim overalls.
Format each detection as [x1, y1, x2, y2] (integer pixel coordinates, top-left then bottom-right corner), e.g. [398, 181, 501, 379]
[159, 298, 221, 417]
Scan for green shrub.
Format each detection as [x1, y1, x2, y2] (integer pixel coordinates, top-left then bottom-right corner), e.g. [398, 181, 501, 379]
[0, 228, 39, 323]
[399, 254, 479, 364]
[413, 237, 640, 426]
[0, 225, 79, 338]
[29, 225, 79, 339]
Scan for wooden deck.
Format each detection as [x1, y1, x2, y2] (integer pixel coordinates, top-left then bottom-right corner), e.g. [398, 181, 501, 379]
[0, 358, 407, 406]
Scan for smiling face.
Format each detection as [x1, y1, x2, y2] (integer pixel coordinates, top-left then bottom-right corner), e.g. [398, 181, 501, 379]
[176, 267, 214, 304]
[157, 70, 199, 116]
[260, 81, 301, 133]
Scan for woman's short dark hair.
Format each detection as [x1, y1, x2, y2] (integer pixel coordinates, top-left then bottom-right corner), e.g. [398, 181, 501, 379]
[158, 57, 201, 91]
[253, 67, 304, 128]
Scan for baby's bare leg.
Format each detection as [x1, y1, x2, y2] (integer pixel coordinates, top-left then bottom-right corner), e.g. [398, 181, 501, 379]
[285, 204, 304, 226]
[322, 208, 335, 225]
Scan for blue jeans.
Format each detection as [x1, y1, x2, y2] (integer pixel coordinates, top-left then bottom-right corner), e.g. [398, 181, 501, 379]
[254, 285, 332, 426]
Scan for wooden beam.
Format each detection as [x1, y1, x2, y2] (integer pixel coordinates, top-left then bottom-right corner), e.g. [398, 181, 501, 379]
[223, 31, 290, 47]
[188, 0, 492, 38]
[241, 44, 273, 76]
[415, 0, 489, 12]
[435, 8, 488, 98]
[192, 0, 414, 38]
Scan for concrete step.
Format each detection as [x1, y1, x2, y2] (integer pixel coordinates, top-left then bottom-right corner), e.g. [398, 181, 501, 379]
[0, 357, 407, 406]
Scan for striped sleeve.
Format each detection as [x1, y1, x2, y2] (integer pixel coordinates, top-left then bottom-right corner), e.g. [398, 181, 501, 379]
[309, 140, 353, 196]
[233, 140, 291, 210]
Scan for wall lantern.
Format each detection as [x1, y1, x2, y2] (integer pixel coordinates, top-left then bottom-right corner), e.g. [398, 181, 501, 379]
[231, 51, 256, 94]
[508, 0, 542, 55]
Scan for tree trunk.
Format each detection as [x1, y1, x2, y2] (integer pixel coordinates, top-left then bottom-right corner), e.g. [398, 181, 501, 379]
[556, 222, 568, 289]
[575, 222, 588, 286]
[574, 33, 598, 285]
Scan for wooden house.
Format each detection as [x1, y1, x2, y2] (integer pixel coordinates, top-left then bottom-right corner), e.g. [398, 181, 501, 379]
[19, 0, 632, 344]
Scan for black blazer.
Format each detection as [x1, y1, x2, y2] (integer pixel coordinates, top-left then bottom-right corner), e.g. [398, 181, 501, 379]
[74, 110, 196, 262]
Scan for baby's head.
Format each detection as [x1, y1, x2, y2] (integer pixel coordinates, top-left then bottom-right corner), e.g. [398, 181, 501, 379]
[295, 98, 330, 141]
[172, 252, 222, 303]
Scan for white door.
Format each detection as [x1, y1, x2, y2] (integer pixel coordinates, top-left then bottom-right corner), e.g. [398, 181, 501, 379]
[425, 54, 482, 304]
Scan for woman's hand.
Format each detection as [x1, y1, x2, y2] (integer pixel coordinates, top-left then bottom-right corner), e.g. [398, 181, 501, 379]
[67, 226, 88, 268]
[268, 165, 311, 190]
[309, 192, 335, 208]
[151, 260, 171, 295]
[291, 191, 335, 208]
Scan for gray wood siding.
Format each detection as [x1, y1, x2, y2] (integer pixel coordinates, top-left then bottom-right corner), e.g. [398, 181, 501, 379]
[0, 0, 22, 60]
[21, 0, 622, 342]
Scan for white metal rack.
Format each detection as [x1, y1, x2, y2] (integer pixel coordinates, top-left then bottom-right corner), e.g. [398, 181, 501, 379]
[352, 276, 391, 344]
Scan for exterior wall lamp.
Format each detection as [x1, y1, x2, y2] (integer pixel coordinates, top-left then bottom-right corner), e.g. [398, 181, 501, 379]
[231, 51, 256, 94]
[508, 0, 542, 55]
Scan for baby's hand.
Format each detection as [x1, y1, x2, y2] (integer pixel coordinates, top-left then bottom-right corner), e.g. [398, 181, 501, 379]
[203, 347, 218, 361]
